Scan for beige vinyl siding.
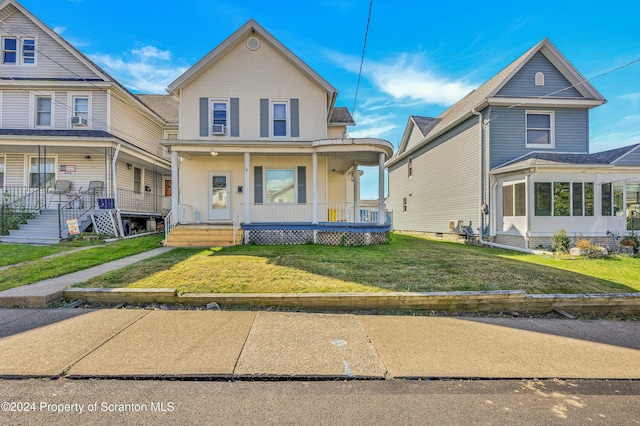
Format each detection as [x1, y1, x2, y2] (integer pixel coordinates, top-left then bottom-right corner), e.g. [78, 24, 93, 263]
[181, 34, 328, 140]
[327, 126, 346, 139]
[5, 153, 25, 185]
[2, 90, 29, 128]
[55, 154, 107, 192]
[109, 94, 164, 157]
[91, 91, 108, 131]
[388, 117, 480, 233]
[404, 124, 426, 152]
[327, 169, 347, 203]
[54, 91, 68, 129]
[0, 10, 100, 80]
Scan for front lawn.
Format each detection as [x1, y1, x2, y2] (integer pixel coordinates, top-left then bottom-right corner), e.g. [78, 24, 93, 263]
[0, 238, 103, 267]
[75, 234, 640, 294]
[0, 235, 164, 292]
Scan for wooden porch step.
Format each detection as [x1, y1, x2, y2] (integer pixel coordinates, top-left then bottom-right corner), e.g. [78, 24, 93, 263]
[166, 224, 243, 247]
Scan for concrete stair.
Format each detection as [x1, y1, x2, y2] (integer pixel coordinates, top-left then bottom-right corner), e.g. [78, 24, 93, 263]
[0, 209, 93, 245]
[166, 224, 243, 247]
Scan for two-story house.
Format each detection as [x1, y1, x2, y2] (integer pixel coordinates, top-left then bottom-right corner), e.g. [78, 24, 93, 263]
[162, 20, 393, 247]
[387, 38, 640, 251]
[0, 0, 175, 243]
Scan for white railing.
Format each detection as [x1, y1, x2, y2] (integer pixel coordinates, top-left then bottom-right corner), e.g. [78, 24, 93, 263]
[238, 203, 388, 225]
[164, 209, 174, 241]
[232, 203, 244, 245]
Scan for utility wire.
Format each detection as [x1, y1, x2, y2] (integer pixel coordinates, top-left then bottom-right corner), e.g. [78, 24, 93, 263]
[352, 0, 373, 117]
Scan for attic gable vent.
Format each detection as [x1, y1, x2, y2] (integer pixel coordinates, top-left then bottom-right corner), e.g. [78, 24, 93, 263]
[246, 37, 261, 51]
[535, 72, 545, 86]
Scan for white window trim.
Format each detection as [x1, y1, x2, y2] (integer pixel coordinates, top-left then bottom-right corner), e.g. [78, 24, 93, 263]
[30, 92, 55, 128]
[26, 155, 57, 187]
[209, 98, 229, 137]
[133, 165, 144, 194]
[502, 180, 526, 217]
[270, 100, 290, 138]
[67, 92, 92, 128]
[1, 36, 37, 66]
[264, 168, 297, 203]
[525, 110, 555, 149]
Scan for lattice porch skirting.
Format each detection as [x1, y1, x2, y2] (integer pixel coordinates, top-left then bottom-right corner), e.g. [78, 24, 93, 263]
[245, 229, 389, 246]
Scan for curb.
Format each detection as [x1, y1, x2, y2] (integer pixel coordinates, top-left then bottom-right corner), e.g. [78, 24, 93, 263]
[63, 288, 640, 314]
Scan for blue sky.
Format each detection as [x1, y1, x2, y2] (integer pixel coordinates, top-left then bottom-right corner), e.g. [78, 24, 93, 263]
[18, 0, 640, 199]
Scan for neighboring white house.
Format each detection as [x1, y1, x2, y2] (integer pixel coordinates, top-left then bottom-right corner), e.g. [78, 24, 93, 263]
[162, 19, 393, 246]
[387, 38, 640, 250]
[0, 0, 175, 243]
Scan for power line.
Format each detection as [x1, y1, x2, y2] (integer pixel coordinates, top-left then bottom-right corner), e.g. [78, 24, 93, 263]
[352, 0, 373, 117]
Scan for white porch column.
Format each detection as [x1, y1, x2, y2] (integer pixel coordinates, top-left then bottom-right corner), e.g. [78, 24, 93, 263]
[378, 152, 386, 225]
[312, 152, 318, 224]
[353, 162, 360, 221]
[244, 152, 251, 224]
[171, 150, 179, 225]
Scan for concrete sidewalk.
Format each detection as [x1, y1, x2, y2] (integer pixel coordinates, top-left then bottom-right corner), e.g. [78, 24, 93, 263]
[0, 247, 174, 308]
[0, 309, 638, 380]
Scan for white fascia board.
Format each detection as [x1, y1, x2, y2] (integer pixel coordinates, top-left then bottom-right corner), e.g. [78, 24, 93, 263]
[487, 98, 605, 108]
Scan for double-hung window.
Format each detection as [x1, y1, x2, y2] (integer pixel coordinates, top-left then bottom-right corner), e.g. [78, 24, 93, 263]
[2, 37, 36, 65]
[35, 95, 52, 127]
[71, 95, 89, 126]
[133, 166, 143, 194]
[2, 37, 17, 64]
[526, 111, 554, 148]
[211, 101, 228, 135]
[29, 157, 55, 188]
[272, 101, 288, 137]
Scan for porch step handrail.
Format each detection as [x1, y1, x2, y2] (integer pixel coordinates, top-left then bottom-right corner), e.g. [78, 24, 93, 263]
[0, 186, 47, 235]
[57, 187, 105, 238]
[164, 209, 174, 241]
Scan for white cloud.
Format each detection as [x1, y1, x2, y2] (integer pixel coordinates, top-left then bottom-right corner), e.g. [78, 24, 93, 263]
[53, 26, 66, 35]
[329, 51, 476, 106]
[619, 92, 640, 106]
[90, 46, 188, 94]
[348, 111, 397, 139]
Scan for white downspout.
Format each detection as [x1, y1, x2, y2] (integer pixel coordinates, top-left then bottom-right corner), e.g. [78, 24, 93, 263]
[111, 144, 125, 238]
[472, 108, 537, 254]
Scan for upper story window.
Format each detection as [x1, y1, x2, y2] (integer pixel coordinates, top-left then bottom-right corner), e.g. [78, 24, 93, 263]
[71, 95, 89, 126]
[534, 72, 545, 86]
[272, 101, 288, 137]
[526, 111, 554, 148]
[35, 95, 52, 127]
[2, 37, 36, 65]
[211, 100, 228, 135]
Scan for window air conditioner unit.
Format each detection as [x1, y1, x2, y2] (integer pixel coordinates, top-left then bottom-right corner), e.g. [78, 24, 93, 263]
[211, 124, 226, 135]
[71, 116, 88, 126]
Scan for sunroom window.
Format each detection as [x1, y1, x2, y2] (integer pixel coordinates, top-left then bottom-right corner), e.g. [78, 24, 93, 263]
[535, 181, 595, 217]
[503, 182, 526, 217]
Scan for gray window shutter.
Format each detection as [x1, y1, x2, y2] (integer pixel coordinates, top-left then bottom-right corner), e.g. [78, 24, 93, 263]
[297, 166, 306, 204]
[254, 166, 263, 204]
[199, 98, 209, 137]
[290, 98, 299, 137]
[260, 99, 269, 137]
[230, 98, 239, 137]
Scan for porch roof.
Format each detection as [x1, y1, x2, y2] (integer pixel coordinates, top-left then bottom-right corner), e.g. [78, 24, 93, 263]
[163, 137, 393, 169]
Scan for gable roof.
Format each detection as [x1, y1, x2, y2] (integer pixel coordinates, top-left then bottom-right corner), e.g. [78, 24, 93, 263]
[492, 143, 640, 173]
[136, 94, 179, 124]
[0, 0, 168, 125]
[329, 107, 355, 126]
[167, 19, 337, 99]
[389, 38, 606, 165]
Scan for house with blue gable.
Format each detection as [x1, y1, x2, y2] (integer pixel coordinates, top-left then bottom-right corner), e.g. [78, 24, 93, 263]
[387, 38, 640, 250]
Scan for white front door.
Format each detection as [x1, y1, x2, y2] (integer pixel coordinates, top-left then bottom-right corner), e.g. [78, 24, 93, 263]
[208, 172, 231, 220]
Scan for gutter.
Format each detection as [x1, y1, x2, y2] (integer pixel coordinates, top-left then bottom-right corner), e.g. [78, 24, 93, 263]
[472, 108, 538, 254]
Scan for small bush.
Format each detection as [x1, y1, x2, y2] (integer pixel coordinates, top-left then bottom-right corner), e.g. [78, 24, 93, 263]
[620, 236, 639, 248]
[583, 246, 609, 259]
[575, 238, 592, 250]
[552, 229, 571, 253]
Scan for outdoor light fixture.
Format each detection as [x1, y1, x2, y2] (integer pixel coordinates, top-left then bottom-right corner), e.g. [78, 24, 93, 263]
[210, 152, 218, 156]
[126, 162, 133, 170]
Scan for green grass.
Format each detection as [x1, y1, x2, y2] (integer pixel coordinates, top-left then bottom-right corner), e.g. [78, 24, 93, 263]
[0, 235, 163, 292]
[0, 238, 104, 267]
[75, 233, 640, 294]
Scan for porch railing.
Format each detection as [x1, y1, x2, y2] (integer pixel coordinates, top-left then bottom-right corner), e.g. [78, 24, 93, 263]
[0, 186, 47, 235]
[56, 187, 105, 239]
[238, 203, 390, 225]
[117, 188, 161, 214]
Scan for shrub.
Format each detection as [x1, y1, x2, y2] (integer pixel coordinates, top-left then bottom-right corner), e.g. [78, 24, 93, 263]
[552, 229, 571, 253]
[620, 236, 639, 248]
[575, 238, 592, 250]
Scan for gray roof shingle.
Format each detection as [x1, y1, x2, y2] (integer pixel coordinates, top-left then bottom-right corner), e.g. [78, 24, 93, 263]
[0, 129, 117, 138]
[329, 107, 355, 125]
[136, 94, 179, 124]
